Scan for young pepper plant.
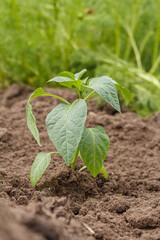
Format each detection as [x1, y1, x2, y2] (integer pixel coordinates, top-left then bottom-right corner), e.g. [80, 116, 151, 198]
[26, 69, 131, 186]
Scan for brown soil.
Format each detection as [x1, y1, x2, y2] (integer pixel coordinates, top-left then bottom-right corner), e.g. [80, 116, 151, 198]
[0, 84, 160, 240]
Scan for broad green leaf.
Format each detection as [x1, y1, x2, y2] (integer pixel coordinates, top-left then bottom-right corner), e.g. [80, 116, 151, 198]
[79, 126, 110, 177]
[75, 69, 87, 80]
[46, 99, 87, 166]
[26, 88, 69, 146]
[99, 165, 108, 179]
[30, 152, 52, 186]
[111, 79, 132, 105]
[87, 76, 121, 113]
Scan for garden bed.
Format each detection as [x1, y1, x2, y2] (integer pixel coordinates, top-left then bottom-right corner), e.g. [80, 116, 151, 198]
[0, 84, 160, 240]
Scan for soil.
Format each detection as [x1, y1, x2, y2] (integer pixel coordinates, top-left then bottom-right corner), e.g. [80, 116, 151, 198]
[0, 84, 160, 240]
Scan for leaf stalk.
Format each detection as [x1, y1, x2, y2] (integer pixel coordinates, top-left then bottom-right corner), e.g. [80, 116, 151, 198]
[84, 91, 95, 101]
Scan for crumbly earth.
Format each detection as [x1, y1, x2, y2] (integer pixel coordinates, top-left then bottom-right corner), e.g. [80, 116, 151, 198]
[0, 84, 160, 240]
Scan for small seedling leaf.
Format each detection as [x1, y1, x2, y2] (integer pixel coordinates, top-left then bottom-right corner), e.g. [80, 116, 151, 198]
[75, 69, 87, 80]
[79, 126, 110, 177]
[111, 79, 132, 105]
[115, 84, 132, 105]
[30, 152, 52, 186]
[46, 99, 87, 166]
[87, 76, 121, 113]
[54, 74, 75, 88]
[48, 76, 75, 83]
[99, 165, 108, 179]
[82, 77, 89, 85]
[57, 81, 74, 89]
[26, 102, 41, 146]
[26, 88, 69, 146]
[48, 75, 82, 89]
[57, 71, 75, 80]
[48, 69, 87, 89]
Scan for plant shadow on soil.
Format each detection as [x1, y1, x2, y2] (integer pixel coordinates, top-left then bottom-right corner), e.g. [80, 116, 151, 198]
[0, 84, 160, 240]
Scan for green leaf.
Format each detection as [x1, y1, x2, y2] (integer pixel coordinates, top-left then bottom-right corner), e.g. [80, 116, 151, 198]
[48, 71, 75, 86]
[79, 164, 108, 179]
[48, 70, 87, 89]
[58, 81, 74, 89]
[55, 72, 75, 88]
[48, 74, 82, 89]
[87, 76, 121, 113]
[30, 152, 52, 186]
[115, 84, 131, 105]
[79, 126, 110, 177]
[82, 77, 89, 85]
[75, 69, 87, 80]
[99, 165, 108, 179]
[58, 71, 75, 80]
[111, 79, 132, 105]
[28, 87, 69, 102]
[48, 76, 74, 84]
[26, 88, 69, 146]
[46, 99, 87, 166]
[26, 102, 41, 146]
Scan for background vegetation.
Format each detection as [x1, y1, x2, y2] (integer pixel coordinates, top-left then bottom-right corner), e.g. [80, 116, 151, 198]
[0, 0, 160, 116]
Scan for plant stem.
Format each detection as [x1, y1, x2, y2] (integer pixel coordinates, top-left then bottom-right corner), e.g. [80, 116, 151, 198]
[84, 91, 95, 101]
[113, 1, 120, 57]
[115, 15, 120, 57]
[71, 147, 79, 170]
[153, 2, 160, 65]
[124, 24, 142, 69]
[150, 56, 160, 74]
[79, 91, 82, 98]
[124, 0, 142, 60]
[50, 152, 59, 155]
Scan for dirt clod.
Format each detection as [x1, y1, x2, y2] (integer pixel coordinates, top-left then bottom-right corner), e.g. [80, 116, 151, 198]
[125, 205, 160, 229]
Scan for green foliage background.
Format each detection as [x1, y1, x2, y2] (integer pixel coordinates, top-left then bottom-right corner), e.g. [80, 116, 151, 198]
[0, 0, 160, 116]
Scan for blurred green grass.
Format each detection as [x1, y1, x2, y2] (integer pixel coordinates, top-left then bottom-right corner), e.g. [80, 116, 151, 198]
[0, 0, 160, 116]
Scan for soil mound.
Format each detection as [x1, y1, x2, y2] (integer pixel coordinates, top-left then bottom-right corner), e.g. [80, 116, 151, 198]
[0, 84, 160, 240]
